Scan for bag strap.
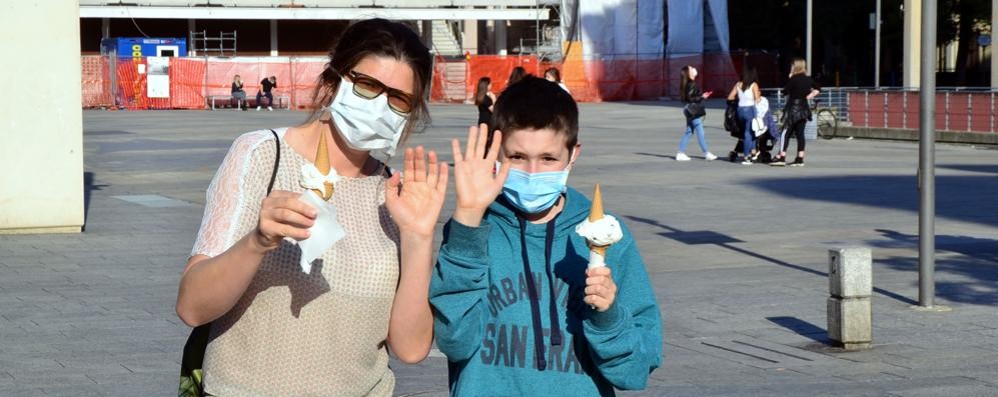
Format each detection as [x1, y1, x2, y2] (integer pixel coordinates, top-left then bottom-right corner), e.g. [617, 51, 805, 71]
[267, 129, 281, 195]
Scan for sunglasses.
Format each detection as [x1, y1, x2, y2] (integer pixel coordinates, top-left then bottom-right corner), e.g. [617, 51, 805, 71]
[347, 70, 415, 115]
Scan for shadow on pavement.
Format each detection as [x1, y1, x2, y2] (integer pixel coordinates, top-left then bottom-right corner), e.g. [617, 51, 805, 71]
[870, 229, 998, 306]
[625, 215, 918, 305]
[871, 229, 998, 263]
[634, 152, 674, 159]
[766, 316, 833, 345]
[744, 174, 998, 228]
[83, 172, 107, 230]
[938, 164, 998, 175]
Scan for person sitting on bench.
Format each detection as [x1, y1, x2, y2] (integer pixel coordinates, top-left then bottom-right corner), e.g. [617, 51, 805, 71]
[231, 75, 247, 110]
[256, 76, 277, 111]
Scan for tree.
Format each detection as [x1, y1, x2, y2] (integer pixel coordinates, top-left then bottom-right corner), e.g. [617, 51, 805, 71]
[938, 0, 992, 85]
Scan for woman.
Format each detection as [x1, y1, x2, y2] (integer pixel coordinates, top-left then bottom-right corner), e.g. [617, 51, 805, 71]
[771, 58, 820, 167]
[506, 66, 528, 88]
[230, 75, 247, 110]
[676, 65, 716, 161]
[727, 66, 761, 164]
[473, 76, 496, 129]
[176, 19, 448, 396]
[544, 67, 570, 93]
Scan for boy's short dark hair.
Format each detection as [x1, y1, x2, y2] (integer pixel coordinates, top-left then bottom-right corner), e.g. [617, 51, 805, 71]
[492, 75, 578, 151]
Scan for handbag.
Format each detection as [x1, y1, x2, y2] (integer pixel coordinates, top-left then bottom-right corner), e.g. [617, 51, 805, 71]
[684, 101, 706, 120]
[179, 129, 282, 397]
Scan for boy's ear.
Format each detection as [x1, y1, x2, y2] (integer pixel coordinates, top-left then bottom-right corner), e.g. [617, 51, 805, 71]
[569, 143, 582, 165]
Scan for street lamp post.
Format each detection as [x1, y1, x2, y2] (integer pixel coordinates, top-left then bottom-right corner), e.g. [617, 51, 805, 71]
[875, 0, 881, 87]
[918, 0, 936, 307]
[806, 0, 812, 75]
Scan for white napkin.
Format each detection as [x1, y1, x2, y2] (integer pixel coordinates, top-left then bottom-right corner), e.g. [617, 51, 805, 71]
[296, 190, 346, 274]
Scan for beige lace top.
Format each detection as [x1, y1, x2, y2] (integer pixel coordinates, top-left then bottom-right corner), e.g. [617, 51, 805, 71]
[191, 128, 400, 396]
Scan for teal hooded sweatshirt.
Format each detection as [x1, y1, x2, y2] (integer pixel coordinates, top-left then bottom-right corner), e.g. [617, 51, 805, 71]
[429, 187, 662, 396]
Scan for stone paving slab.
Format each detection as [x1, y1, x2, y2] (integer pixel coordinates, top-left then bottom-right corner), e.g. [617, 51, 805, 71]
[1, 102, 996, 396]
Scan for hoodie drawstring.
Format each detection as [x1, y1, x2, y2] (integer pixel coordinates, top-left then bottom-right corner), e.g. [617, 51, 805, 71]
[516, 216, 562, 371]
[544, 220, 563, 347]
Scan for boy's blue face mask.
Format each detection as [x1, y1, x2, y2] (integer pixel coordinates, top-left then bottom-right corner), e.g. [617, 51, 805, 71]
[500, 155, 573, 214]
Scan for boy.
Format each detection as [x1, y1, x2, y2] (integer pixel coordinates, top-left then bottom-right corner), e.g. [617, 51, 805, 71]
[429, 76, 662, 396]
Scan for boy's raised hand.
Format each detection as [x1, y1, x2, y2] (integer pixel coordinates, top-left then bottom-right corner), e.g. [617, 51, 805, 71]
[451, 123, 511, 228]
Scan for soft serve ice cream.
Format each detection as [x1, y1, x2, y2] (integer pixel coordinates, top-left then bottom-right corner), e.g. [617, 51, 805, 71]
[575, 184, 623, 268]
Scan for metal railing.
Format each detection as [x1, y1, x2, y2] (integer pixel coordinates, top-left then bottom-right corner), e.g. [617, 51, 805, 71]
[761, 87, 998, 133]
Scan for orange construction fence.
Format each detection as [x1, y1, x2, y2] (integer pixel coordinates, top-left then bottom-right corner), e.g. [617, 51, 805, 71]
[432, 53, 740, 103]
[81, 55, 329, 110]
[81, 53, 741, 109]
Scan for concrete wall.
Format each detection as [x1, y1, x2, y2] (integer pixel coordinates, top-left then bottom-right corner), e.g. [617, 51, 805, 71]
[0, 1, 85, 233]
[837, 126, 998, 146]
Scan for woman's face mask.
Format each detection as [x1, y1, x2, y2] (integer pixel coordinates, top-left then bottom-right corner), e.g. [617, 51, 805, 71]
[324, 77, 408, 161]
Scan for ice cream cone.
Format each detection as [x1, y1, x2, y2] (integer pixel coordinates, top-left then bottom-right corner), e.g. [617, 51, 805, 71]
[314, 132, 334, 200]
[591, 244, 608, 257]
[587, 184, 610, 255]
[589, 184, 604, 222]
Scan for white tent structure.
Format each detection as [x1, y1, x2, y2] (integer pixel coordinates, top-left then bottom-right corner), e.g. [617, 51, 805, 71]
[561, 0, 734, 100]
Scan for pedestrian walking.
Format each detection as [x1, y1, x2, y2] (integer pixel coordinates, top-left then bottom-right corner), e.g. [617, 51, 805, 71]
[506, 66, 528, 88]
[474, 76, 496, 130]
[544, 67, 570, 93]
[771, 58, 820, 167]
[727, 66, 761, 164]
[676, 65, 717, 161]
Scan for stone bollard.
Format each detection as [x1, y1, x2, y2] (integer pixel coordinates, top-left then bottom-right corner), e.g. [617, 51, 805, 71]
[827, 247, 872, 350]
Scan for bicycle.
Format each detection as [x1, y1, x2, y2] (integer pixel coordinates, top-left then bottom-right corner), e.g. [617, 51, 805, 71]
[772, 98, 839, 140]
[812, 99, 839, 140]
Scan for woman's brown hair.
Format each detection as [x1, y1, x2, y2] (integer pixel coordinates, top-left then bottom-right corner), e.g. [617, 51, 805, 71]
[303, 19, 433, 142]
[474, 77, 491, 106]
[680, 65, 695, 103]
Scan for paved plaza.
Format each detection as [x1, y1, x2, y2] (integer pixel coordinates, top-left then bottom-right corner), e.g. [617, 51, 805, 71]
[1, 101, 997, 396]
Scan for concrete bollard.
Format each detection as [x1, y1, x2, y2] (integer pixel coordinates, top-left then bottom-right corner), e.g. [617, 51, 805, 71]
[827, 247, 872, 350]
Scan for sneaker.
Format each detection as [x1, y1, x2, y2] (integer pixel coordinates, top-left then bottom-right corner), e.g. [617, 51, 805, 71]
[740, 158, 754, 165]
[790, 157, 805, 167]
[704, 152, 717, 161]
[769, 156, 786, 166]
[267, 106, 274, 111]
[256, 106, 261, 111]
[750, 152, 760, 162]
[676, 152, 692, 161]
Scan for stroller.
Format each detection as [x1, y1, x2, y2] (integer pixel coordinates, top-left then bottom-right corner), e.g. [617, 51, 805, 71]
[724, 98, 781, 163]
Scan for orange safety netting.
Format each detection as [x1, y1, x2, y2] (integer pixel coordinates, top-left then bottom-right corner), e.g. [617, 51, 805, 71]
[81, 56, 114, 108]
[81, 53, 743, 109]
[434, 53, 739, 103]
[83, 55, 330, 110]
[112, 57, 207, 110]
